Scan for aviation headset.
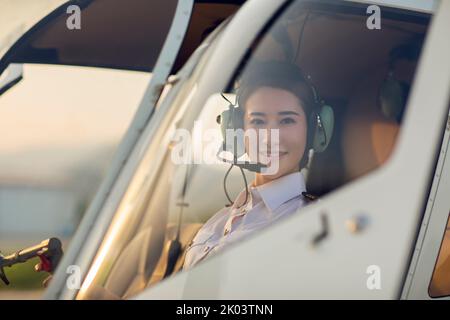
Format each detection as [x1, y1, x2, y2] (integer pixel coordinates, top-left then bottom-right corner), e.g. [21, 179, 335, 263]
[216, 61, 335, 173]
[378, 42, 420, 124]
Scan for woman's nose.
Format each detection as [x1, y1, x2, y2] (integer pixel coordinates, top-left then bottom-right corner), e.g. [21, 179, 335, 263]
[259, 127, 280, 147]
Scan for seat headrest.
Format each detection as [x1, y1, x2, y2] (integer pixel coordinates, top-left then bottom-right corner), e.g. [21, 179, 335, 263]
[342, 67, 400, 181]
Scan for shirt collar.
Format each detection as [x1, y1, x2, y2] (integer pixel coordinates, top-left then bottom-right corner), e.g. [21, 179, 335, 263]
[231, 181, 265, 212]
[253, 172, 306, 211]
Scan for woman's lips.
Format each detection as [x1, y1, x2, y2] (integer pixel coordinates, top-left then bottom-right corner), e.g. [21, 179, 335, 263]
[260, 151, 287, 156]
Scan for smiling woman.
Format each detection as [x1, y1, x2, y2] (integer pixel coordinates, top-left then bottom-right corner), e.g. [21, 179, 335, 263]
[182, 61, 322, 270]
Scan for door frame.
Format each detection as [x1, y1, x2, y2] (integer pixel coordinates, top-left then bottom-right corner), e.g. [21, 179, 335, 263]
[401, 99, 450, 299]
[135, 0, 450, 299]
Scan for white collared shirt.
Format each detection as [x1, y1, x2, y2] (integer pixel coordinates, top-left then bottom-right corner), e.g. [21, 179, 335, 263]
[183, 171, 309, 269]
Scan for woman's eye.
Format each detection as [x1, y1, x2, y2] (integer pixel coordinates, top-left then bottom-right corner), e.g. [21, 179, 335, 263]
[280, 117, 296, 124]
[249, 118, 265, 125]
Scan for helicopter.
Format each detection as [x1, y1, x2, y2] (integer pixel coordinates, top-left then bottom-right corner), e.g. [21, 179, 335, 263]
[0, 0, 449, 300]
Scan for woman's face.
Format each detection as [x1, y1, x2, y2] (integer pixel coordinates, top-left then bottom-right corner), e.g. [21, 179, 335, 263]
[243, 86, 308, 182]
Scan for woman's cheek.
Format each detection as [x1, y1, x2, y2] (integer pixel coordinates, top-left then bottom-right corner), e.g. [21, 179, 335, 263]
[283, 124, 307, 159]
[283, 123, 306, 145]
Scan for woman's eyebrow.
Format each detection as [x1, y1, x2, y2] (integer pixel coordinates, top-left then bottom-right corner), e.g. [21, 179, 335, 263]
[278, 111, 301, 116]
[248, 110, 301, 117]
[248, 112, 266, 117]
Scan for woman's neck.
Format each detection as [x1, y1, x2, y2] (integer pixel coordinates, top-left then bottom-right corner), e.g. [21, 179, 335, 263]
[253, 174, 273, 187]
[253, 166, 301, 187]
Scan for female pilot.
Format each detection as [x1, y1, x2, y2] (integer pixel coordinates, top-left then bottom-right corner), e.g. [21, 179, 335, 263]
[183, 61, 318, 269]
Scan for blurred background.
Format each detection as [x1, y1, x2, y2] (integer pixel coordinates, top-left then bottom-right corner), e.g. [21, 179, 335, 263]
[0, 0, 150, 299]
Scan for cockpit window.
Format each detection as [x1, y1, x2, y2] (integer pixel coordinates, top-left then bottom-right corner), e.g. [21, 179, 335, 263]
[76, 0, 431, 299]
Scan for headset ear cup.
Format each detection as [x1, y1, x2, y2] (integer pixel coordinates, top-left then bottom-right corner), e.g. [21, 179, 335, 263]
[233, 107, 246, 157]
[307, 111, 317, 150]
[218, 108, 231, 139]
[379, 77, 406, 123]
[219, 106, 246, 158]
[233, 106, 245, 131]
[299, 112, 316, 169]
[312, 105, 334, 153]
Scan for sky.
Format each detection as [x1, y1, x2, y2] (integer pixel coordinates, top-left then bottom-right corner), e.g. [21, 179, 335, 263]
[0, 64, 150, 183]
[0, 1, 153, 185]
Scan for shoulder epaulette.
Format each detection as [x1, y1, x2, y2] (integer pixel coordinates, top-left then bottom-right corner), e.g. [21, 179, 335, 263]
[301, 192, 319, 202]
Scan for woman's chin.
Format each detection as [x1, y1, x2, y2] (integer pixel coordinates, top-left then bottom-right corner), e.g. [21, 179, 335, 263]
[259, 166, 286, 179]
[260, 157, 285, 175]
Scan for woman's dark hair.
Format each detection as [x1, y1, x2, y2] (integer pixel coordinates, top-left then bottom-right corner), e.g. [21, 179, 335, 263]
[237, 60, 317, 169]
[237, 60, 316, 117]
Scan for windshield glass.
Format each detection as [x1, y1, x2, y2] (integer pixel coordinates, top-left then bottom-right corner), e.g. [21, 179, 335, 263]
[77, 0, 431, 299]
